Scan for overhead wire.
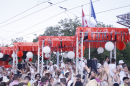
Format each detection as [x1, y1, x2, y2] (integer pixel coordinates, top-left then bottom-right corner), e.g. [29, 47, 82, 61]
[2, 0, 100, 41]
[0, 0, 50, 25]
[2, 3, 130, 42]
[0, 0, 67, 29]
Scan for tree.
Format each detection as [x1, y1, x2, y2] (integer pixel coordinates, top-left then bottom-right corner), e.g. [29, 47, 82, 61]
[10, 37, 25, 46]
[33, 18, 81, 42]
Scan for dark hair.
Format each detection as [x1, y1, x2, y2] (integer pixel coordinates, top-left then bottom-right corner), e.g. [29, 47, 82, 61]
[13, 74, 19, 80]
[0, 82, 6, 86]
[54, 83, 61, 86]
[123, 77, 129, 81]
[111, 58, 115, 63]
[128, 67, 130, 71]
[24, 76, 31, 80]
[60, 78, 66, 85]
[113, 83, 119, 86]
[44, 66, 47, 70]
[99, 60, 104, 65]
[41, 76, 49, 85]
[28, 73, 31, 76]
[65, 72, 70, 78]
[34, 67, 37, 71]
[35, 73, 41, 79]
[0, 77, 2, 82]
[105, 56, 109, 60]
[91, 70, 96, 74]
[123, 65, 128, 69]
[76, 74, 81, 78]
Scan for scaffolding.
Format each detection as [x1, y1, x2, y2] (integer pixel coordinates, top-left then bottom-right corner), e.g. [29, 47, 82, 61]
[117, 13, 130, 28]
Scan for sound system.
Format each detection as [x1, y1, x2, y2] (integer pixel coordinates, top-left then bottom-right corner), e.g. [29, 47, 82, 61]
[87, 59, 98, 73]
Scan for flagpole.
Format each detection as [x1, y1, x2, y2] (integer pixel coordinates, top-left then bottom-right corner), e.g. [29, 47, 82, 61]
[89, 0, 91, 59]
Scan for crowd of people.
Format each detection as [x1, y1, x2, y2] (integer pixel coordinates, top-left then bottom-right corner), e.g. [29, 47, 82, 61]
[0, 56, 130, 86]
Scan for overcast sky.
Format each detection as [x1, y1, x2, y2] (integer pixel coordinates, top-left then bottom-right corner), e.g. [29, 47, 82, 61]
[0, 0, 130, 45]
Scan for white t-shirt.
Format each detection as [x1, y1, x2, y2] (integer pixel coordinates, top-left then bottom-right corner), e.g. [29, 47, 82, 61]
[119, 71, 130, 86]
[66, 78, 73, 86]
[104, 61, 108, 66]
[30, 67, 34, 74]
[48, 65, 53, 73]
[109, 64, 116, 77]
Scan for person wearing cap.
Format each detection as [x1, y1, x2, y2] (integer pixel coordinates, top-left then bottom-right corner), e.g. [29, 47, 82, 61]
[118, 60, 124, 70]
[122, 77, 129, 86]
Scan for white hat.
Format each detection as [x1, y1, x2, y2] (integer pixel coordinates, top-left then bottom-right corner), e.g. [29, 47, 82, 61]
[53, 64, 58, 68]
[64, 70, 69, 75]
[50, 61, 53, 64]
[119, 60, 124, 64]
[86, 79, 100, 86]
[2, 76, 9, 82]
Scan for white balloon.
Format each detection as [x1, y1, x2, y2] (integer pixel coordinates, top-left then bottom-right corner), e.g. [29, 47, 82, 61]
[97, 47, 104, 54]
[11, 53, 15, 58]
[45, 53, 50, 58]
[105, 41, 114, 51]
[67, 51, 75, 59]
[0, 53, 3, 58]
[63, 53, 67, 58]
[25, 58, 29, 62]
[43, 46, 51, 53]
[26, 52, 33, 59]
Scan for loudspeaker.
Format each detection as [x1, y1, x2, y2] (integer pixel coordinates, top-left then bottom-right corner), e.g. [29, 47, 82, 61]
[87, 60, 98, 73]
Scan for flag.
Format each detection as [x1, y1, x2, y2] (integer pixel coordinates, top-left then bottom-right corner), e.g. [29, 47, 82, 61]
[89, 0, 97, 27]
[82, 9, 88, 27]
[82, 0, 97, 27]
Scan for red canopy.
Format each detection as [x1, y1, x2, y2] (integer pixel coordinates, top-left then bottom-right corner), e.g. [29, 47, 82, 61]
[39, 36, 76, 52]
[14, 42, 38, 51]
[0, 47, 13, 55]
[76, 27, 129, 48]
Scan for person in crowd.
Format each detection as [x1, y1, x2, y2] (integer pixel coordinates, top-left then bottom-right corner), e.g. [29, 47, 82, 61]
[109, 58, 116, 77]
[120, 65, 130, 86]
[9, 74, 20, 86]
[72, 74, 83, 86]
[60, 78, 66, 86]
[49, 77, 54, 86]
[122, 77, 129, 86]
[89, 70, 97, 80]
[18, 76, 31, 86]
[40, 76, 49, 86]
[48, 61, 54, 75]
[27, 62, 34, 74]
[33, 73, 41, 86]
[118, 60, 124, 70]
[104, 56, 110, 66]
[113, 69, 121, 84]
[65, 71, 73, 86]
[43, 66, 48, 76]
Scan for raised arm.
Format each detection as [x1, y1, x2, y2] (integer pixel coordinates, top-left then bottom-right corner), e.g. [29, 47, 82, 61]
[103, 64, 113, 86]
[83, 65, 91, 86]
[15, 66, 22, 73]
